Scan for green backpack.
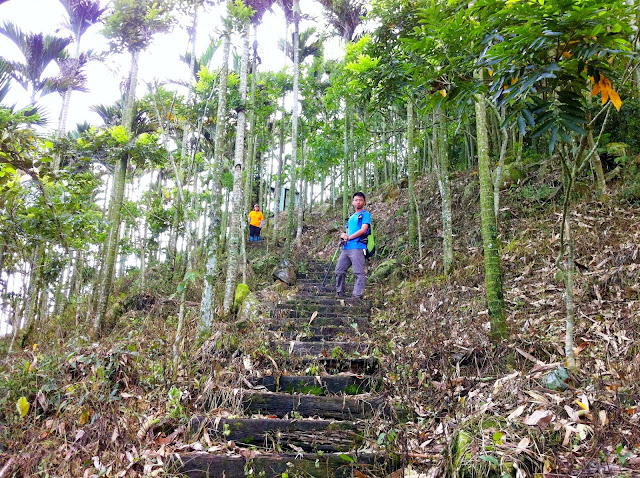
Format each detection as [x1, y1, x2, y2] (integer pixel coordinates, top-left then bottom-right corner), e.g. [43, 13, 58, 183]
[364, 223, 375, 259]
[357, 214, 376, 259]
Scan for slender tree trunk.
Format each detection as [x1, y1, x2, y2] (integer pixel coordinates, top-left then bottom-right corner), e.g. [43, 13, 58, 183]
[286, 2, 300, 256]
[493, 106, 509, 223]
[295, 141, 305, 248]
[585, 103, 606, 196]
[273, 110, 286, 244]
[474, 72, 507, 341]
[199, 15, 232, 332]
[433, 111, 453, 275]
[407, 97, 417, 248]
[56, 32, 82, 144]
[93, 49, 139, 336]
[24, 243, 44, 329]
[94, 154, 128, 334]
[223, 21, 250, 315]
[342, 103, 350, 222]
[564, 218, 576, 368]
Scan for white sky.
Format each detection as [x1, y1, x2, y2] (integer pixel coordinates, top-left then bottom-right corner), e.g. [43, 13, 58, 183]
[0, 0, 342, 133]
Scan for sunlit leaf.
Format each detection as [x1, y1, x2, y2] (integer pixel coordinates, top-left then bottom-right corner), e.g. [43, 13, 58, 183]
[338, 453, 355, 463]
[17, 397, 30, 418]
[609, 89, 622, 111]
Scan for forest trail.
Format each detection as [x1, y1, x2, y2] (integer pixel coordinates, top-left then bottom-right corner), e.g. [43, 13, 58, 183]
[175, 259, 401, 477]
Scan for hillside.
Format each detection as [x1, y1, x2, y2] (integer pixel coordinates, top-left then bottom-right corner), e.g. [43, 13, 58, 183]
[1, 159, 640, 477]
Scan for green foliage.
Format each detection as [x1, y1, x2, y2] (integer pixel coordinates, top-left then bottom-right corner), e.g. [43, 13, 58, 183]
[167, 385, 186, 419]
[473, 0, 636, 151]
[103, 0, 176, 53]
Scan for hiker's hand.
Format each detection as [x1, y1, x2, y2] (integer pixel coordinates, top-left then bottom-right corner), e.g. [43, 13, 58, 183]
[340, 232, 348, 241]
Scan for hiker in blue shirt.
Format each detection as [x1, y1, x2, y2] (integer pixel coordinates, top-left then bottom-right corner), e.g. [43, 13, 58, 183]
[335, 192, 370, 299]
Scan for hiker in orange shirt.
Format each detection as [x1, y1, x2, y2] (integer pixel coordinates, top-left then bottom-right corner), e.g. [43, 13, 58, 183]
[248, 204, 264, 241]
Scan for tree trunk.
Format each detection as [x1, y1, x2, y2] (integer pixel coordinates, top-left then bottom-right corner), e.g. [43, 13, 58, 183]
[474, 72, 507, 341]
[433, 111, 453, 275]
[272, 108, 286, 244]
[585, 103, 606, 196]
[564, 218, 576, 368]
[93, 47, 139, 336]
[295, 141, 305, 248]
[342, 103, 351, 222]
[493, 106, 509, 223]
[222, 21, 250, 315]
[407, 96, 417, 248]
[24, 243, 45, 329]
[199, 14, 232, 333]
[286, 1, 300, 256]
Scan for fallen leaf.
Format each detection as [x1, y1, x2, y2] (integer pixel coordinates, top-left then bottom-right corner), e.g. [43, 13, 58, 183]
[522, 409, 555, 429]
[507, 405, 526, 422]
[36, 391, 47, 412]
[564, 405, 579, 422]
[515, 437, 530, 454]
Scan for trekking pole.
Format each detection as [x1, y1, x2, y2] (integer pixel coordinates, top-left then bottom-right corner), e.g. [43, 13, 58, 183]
[321, 241, 343, 289]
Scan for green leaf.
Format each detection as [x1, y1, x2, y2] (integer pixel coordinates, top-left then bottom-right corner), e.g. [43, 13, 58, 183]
[549, 125, 559, 153]
[517, 115, 526, 137]
[338, 453, 355, 463]
[522, 108, 535, 127]
[17, 396, 30, 418]
[479, 455, 500, 466]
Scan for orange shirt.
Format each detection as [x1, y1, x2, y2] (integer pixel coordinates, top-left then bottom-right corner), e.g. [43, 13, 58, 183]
[248, 210, 264, 227]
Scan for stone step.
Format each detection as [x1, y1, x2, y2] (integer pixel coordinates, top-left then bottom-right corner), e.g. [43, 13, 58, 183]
[274, 340, 370, 358]
[249, 374, 379, 395]
[276, 303, 370, 314]
[265, 315, 369, 329]
[270, 327, 364, 342]
[240, 390, 387, 420]
[175, 451, 392, 478]
[189, 417, 364, 452]
[273, 308, 368, 320]
[286, 296, 373, 308]
[292, 357, 380, 375]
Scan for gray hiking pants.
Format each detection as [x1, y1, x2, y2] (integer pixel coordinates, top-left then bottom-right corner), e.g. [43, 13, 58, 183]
[335, 248, 366, 298]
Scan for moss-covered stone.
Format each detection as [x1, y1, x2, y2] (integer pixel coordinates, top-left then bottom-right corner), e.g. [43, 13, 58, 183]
[606, 142, 628, 157]
[238, 292, 261, 321]
[498, 161, 526, 189]
[233, 283, 250, 308]
[370, 259, 399, 283]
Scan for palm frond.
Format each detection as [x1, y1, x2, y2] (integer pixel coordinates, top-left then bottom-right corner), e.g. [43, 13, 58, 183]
[59, 0, 107, 38]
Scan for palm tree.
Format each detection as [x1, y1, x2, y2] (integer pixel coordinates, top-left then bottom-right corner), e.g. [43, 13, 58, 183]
[56, 0, 106, 135]
[317, 0, 365, 221]
[276, 8, 325, 249]
[0, 22, 71, 104]
[93, 0, 174, 337]
[199, 1, 235, 331]
[222, 0, 277, 314]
